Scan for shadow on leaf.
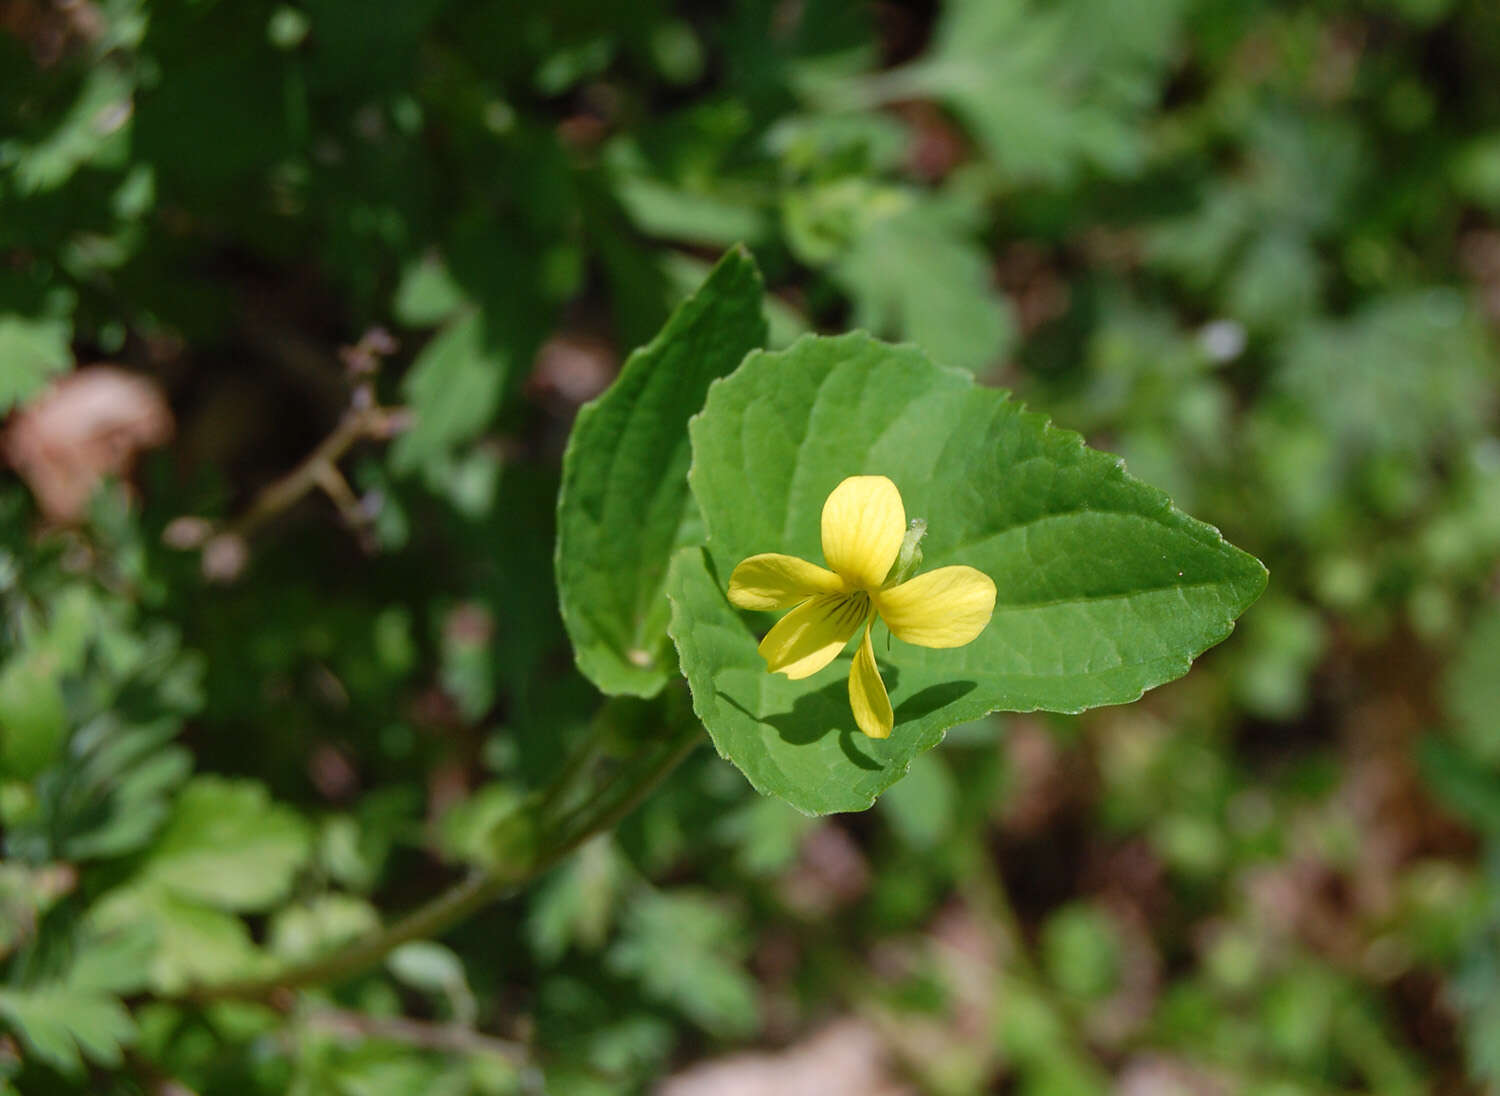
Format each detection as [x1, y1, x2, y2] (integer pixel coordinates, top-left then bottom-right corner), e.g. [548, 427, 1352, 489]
[719, 652, 979, 773]
[894, 679, 977, 723]
[721, 661, 920, 772]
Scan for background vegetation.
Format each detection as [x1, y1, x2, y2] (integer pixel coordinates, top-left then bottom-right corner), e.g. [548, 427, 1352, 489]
[3, 0, 1500, 1092]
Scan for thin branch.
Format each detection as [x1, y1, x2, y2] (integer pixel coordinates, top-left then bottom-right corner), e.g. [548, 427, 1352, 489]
[299, 1007, 528, 1063]
[164, 330, 407, 568]
[223, 402, 401, 542]
[173, 720, 701, 1006]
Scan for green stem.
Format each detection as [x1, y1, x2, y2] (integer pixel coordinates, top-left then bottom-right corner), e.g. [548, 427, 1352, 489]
[534, 727, 606, 820]
[176, 719, 700, 1006]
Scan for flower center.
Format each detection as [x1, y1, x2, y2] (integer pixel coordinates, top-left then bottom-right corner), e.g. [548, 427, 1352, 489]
[835, 590, 871, 627]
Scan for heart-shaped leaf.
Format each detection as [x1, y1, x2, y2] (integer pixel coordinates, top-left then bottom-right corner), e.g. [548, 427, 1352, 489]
[668, 333, 1266, 814]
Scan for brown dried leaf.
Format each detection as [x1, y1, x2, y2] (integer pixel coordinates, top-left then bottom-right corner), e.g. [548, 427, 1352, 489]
[3, 365, 173, 522]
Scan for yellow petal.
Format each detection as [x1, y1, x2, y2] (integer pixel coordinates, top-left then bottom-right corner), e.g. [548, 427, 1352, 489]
[728, 553, 847, 611]
[875, 565, 997, 648]
[757, 593, 869, 680]
[848, 623, 893, 739]
[821, 475, 906, 589]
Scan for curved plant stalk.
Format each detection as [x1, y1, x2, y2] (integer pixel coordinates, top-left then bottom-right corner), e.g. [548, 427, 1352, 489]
[175, 697, 701, 1005]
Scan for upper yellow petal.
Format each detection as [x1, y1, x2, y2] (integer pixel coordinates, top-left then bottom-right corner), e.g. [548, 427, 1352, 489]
[728, 553, 848, 611]
[757, 592, 869, 680]
[874, 565, 996, 649]
[821, 475, 906, 590]
[848, 622, 893, 739]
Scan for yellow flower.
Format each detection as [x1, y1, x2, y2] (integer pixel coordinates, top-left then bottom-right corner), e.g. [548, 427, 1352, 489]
[727, 475, 996, 740]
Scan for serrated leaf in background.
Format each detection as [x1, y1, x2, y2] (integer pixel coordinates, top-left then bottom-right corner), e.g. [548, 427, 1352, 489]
[527, 835, 626, 964]
[606, 890, 758, 1039]
[57, 718, 193, 862]
[0, 984, 135, 1077]
[89, 885, 266, 993]
[135, 776, 312, 911]
[0, 923, 150, 1077]
[833, 198, 1016, 373]
[1275, 292, 1495, 461]
[1147, 109, 1363, 331]
[848, 0, 1184, 184]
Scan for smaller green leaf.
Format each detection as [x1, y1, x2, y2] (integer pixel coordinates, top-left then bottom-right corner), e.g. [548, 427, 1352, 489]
[9, 66, 135, 194]
[137, 776, 312, 911]
[1419, 737, 1500, 836]
[269, 895, 380, 964]
[387, 941, 477, 1024]
[606, 890, 758, 1039]
[828, 194, 1014, 373]
[90, 884, 268, 993]
[661, 253, 808, 349]
[1041, 903, 1122, 1001]
[557, 245, 767, 697]
[0, 314, 72, 415]
[1454, 133, 1500, 210]
[0, 923, 149, 1076]
[386, 940, 466, 994]
[527, 835, 625, 962]
[614, 176, 770, 247]
[849, 0, 1183, 183]
[0, 653, 67, 781]
[1447, 605, 1500, 763]
[0, 984, 134, 1076]
[1224, 232, 1320, 331]
[62, 718, 193, 861]
[1280, 292, 1496, 462]
[392, 253, 467, 327]
[390, 310, 508, 485]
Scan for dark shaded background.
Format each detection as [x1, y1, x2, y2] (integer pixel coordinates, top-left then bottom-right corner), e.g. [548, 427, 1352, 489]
[3, 1, 1500, 1092]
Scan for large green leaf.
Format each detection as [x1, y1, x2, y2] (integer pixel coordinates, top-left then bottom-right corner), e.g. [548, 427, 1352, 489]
[556, 246, 767, 697]
[668, 333, 1266, 814]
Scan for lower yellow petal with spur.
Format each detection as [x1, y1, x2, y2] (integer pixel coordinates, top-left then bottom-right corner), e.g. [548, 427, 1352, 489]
[820, 475, 906, 589]
[849, 622, 893, 739]
[875, 565, 997, 648]
[728, 553, 847, 611]
[757, 593, 868, 680]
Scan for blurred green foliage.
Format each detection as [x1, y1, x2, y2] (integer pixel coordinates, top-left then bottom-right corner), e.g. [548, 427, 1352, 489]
[2, 0, 1500, 1092]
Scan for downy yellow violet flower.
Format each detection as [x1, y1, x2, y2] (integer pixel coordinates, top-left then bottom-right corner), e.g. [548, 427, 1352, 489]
[727, 475, 997, 740]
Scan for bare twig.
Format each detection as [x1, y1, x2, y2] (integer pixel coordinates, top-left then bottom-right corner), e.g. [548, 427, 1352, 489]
[164, 329, 408, 577]
[300, 1007, 528, 1063]
[221, 402, 400, 544]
